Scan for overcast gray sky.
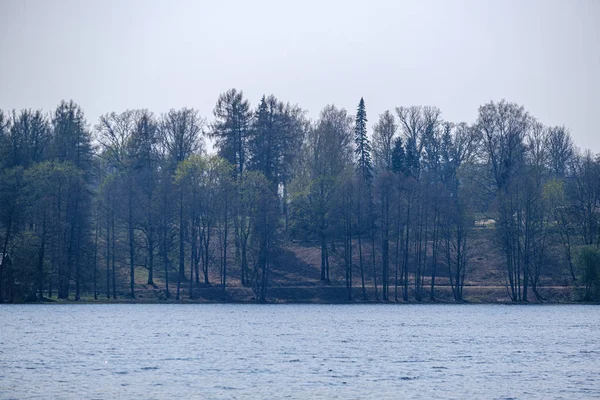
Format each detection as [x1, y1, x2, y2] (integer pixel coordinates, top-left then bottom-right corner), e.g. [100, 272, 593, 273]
[1, 0, 599, 151]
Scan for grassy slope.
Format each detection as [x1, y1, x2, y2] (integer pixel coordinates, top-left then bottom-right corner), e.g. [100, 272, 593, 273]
[63, 225, 579, 304]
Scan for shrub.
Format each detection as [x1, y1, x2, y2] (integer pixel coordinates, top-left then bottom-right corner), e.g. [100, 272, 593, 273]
[577, 246, 600, 301]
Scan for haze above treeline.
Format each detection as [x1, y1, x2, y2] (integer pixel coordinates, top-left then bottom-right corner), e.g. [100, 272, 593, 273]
[1, 0, 599, 152]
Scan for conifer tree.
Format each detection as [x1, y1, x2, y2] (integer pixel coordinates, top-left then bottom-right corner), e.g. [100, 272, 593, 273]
[51, 101, 93, 300]
[354, 98, 373, 183]
[354, 98, 377, 298]
[210, 89, 252, 179]
[391, 137, 405, 174]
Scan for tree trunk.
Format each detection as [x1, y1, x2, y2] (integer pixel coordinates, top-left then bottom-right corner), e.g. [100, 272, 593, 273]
[325, 244, 330, 282]
[147, 231, 155, 286]
[128, 192, 135, 298]
[162, 232, 170, 299]
[381, 187, 390, 301]
[240, 218, 250, 287]
[106, 205, 111, 299]
[189, 240, 194, 299]
[177, 192, 184, 300]
[283, 183, 289, 233]
[190, 217, 197, 298]
[320, 228, 327, 281]
[258, 227, 268, 303]
[111, 209, 117, 299]
[64, 187, 81, 300]
[371, 229, 378, 301]
[235, 214, 243, 285]
[0, 215, 11, 303]
[203, 230, 211, 285]
[37, 212, 46, 301]
[223, 200, 228, 290]
[194, 222, 201, 288]
[430, 207, 439, 301]
[403, 198, 411, 301]
[92, 210, 99, 300]
[394, 199, 402, 302]
[345, 192, 353, 300]
[74, 223, 81, 301]
[358, 233, 366, 300]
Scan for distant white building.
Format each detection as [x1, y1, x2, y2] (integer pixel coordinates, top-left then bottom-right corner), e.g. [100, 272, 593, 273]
[475, 218, 496, 227]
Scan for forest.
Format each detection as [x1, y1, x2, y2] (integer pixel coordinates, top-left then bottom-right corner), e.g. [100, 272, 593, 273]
[1, 91, 599, 303]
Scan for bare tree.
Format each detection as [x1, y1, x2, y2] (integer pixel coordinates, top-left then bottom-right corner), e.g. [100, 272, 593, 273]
[545, 126, 574, 178]
[159, 109, 205, 300]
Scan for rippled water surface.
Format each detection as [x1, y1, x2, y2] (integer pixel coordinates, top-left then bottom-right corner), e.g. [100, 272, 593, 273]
[1, 304, 599, 399]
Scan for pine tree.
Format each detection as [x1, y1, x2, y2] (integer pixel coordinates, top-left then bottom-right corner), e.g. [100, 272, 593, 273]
[51, 100, 93, 300]
[249, 95, 276, 185]
[210, 89, 252, 179]
[391, 137, 405, 174]
[354, 98, 373, 183]
[52, 100, 93, 174]
[248, 95, 305, 189]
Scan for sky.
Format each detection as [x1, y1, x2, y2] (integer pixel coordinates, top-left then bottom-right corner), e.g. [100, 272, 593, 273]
[1, 0, 599, 152]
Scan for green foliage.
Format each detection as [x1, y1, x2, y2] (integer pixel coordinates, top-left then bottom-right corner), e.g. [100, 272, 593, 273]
[577, 246, 600, 301]
[176, 154, 233, 193]
[543, 178, 566, 208]
[175, 154, 208, 187]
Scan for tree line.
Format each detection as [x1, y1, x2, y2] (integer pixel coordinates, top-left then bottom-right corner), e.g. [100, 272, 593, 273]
[1, 92, 599, 303]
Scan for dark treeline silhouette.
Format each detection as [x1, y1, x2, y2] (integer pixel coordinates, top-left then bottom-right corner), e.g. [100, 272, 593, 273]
[1, 93, 599, 303]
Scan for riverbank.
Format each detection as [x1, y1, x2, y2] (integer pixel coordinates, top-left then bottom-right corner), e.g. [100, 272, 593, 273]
[11, 284, 593, 304]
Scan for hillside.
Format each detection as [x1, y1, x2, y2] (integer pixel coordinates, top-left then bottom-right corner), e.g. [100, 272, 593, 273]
[70, 225, 577, 304]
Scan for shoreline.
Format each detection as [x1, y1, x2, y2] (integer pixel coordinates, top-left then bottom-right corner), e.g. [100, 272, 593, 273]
[5, 297, 597, 306]
[4, 284, 595, 305]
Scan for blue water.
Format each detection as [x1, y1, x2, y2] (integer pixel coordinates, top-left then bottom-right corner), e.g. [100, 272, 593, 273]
[1, 304, 598, 399]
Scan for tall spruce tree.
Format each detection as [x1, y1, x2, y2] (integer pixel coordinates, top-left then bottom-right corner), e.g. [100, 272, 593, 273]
[353, 98, 376, 298]
[354, 98, 373, 183]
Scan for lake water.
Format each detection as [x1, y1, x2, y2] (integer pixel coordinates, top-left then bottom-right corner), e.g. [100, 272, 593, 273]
[0, 304, 598, 399]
